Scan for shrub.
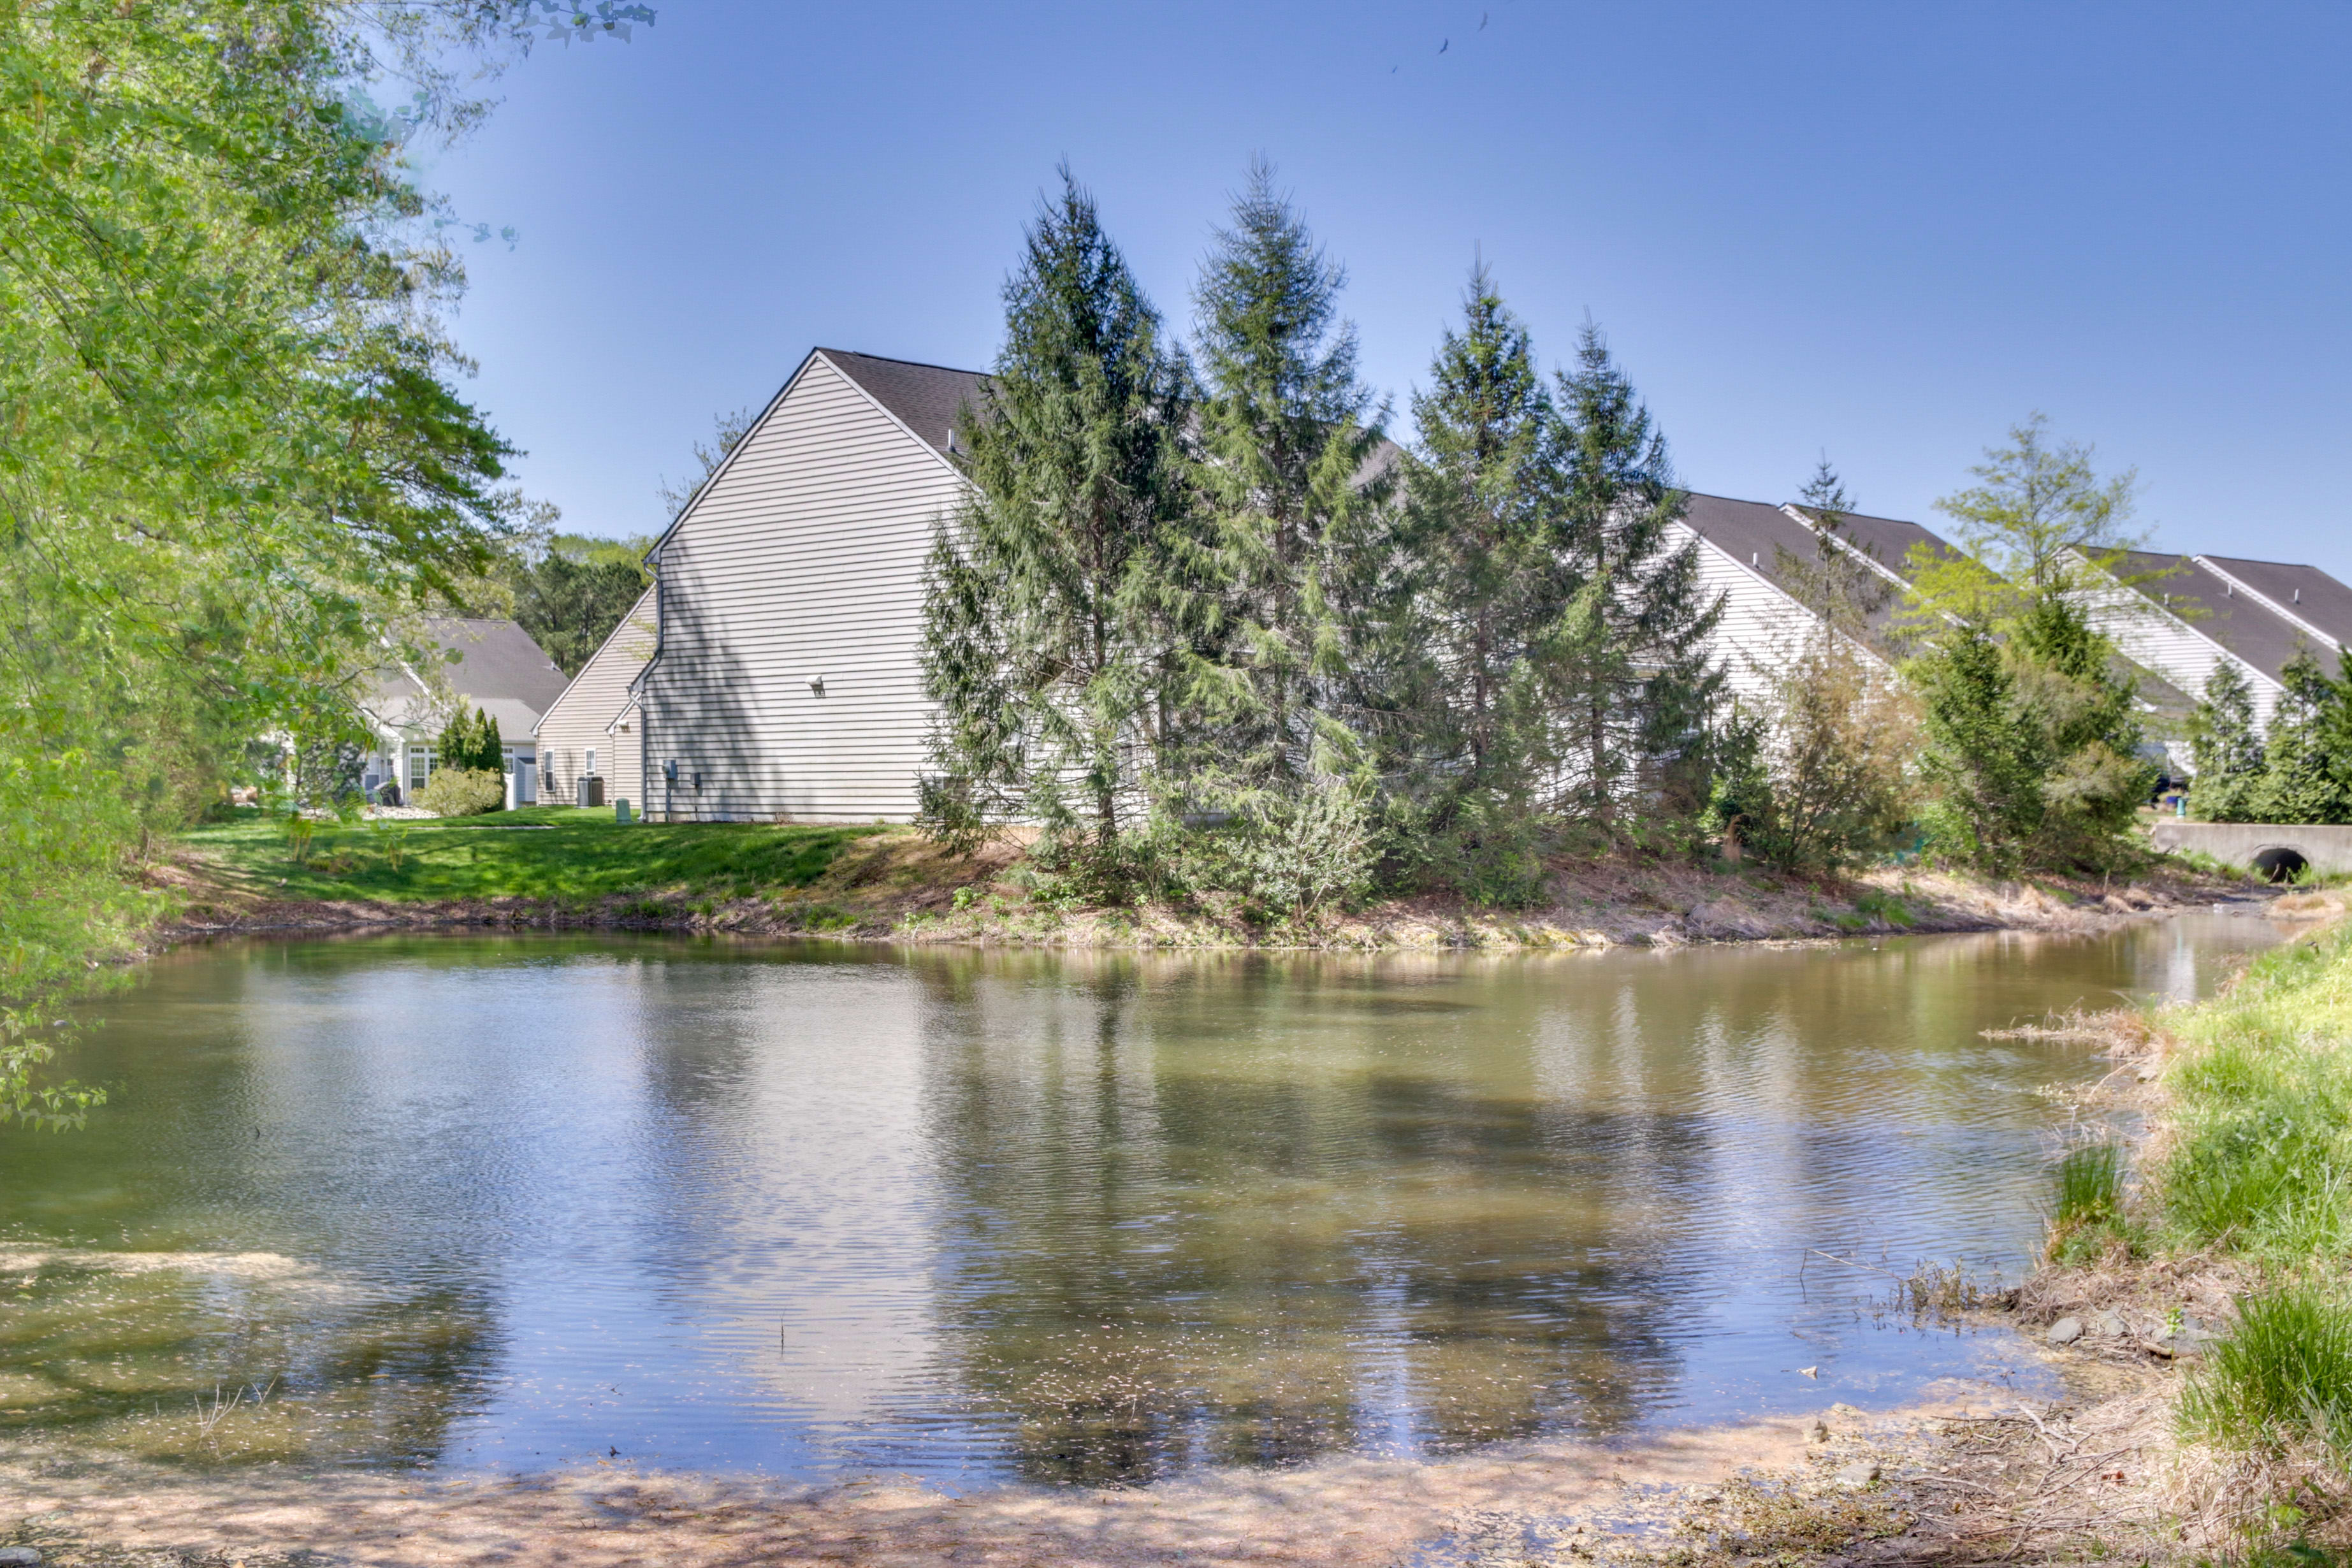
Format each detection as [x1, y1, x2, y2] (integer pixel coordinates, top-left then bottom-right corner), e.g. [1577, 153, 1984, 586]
[1173, 780, 1378, 922]
[2181, 1282, 2352, 1456]
[1405, 791, 1553, 910]
[415, 767, 504, 817]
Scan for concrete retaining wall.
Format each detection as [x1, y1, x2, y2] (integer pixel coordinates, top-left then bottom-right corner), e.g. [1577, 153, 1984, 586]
[2149, 820, 2352, 877]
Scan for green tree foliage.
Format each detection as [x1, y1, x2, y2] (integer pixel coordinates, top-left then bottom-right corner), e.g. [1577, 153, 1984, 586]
[1908, 624, 2051, 869]
[1902, 418, 2154, 871]
[1386, 266, 1569, 904]
[507, 532, 653, 676]
[0, 748, 145, 1128]
[1176, 162, 1387, 790]
[919, 169, 1190, 878]
[435, 705, 504, 776]
[2246, 650, 2352, 825]
[0, 1, 646, 1120]
[1710, 465, 1918, 871]
[1919, 412, 2143, 604]
[1548, 324, 1722, 829]
[1162, 161, 1391, 910]
[2186, 660, 2264, 822]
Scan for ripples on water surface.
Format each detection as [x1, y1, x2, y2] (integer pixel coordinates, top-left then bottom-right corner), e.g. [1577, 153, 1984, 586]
[0, 917, 2277, 1483]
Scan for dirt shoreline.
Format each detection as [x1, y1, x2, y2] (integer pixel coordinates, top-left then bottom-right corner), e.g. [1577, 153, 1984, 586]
[143, 836, 2259, 957]
[0, 1387, 2035, 1568]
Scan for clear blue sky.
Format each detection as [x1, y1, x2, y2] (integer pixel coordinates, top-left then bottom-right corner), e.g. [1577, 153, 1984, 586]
[423, 1, 2351, 578]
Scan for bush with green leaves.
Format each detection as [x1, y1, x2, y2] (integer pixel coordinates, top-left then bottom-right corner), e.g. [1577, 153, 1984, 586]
[0, 744, 142, 1128]
[415, 766, 505, 818]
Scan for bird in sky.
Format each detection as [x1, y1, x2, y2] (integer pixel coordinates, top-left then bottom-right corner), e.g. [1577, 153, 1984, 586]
[1480, 10, 1489, 26]
[1439, 37, 1448, 52]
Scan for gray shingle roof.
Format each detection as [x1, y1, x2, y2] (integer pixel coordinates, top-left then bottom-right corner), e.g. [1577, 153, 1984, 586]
[374, 618, 572, 738]
[2117, 551, 2328, 686]
[2198, 555, 2352, 653]
[1816, 508, 1967, 579]
[819, 349, 989, 456]
[1680, 491, 1959, 646]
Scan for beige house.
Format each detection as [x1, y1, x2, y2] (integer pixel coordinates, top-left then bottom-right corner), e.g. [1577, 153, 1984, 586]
[534, 586, 657, 810]
[1673, 493, 1963, 706]
[363, 617, 570, 805]
[620, 347, 983, 822]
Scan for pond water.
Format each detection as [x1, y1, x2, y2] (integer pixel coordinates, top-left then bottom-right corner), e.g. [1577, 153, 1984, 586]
[0, 917, 2277, 1485]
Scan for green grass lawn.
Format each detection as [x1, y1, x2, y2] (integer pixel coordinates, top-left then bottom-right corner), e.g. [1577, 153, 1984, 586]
[179, 806, 885, 905]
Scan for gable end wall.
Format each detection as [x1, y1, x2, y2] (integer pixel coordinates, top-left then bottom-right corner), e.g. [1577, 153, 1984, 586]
[535, 585, 657, 811]
[639, 357, 965, 822]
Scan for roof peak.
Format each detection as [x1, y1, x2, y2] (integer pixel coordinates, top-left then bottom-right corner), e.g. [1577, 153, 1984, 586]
[817, 346, 987, 379]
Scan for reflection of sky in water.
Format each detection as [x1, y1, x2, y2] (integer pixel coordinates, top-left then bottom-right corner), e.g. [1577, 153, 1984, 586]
[0, 915, 2280, 1483]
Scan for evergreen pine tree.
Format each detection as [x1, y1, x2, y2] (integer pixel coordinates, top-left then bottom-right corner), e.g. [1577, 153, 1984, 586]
[435, 708, 470, 774]
[1390, 265, 1569, 900]
[2005, 595, 2145, 864]
[477, 707, 503, 777]
[2186, 661, 2263, 822]
[918, 168, 1191, 871]
[1546, 324, 1722, 829]
[2250, 650, 2352, 825]
[1173, 160, 1388, 807]
[432, 706, 503, 776]
[1909, 623, 2049, 870]
[1782, 460, 1893, 637]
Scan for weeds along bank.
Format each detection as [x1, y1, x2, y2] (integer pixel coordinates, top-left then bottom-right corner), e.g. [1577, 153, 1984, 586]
[2011, 890, 2352, 1559]
[153, 806, 2237, 950]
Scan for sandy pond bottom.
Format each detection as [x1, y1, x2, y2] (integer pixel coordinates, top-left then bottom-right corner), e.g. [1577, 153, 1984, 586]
[1, 1381, 2026, 1568]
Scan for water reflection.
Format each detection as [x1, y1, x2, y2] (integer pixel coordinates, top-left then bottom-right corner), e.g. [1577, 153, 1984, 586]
[0, 917, 2278, 1482]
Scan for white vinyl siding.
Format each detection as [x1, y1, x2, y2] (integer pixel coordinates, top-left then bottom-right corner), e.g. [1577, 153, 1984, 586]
[1671, 521, 1877, 711]
[639, 356, 966, 822]
[2080, 581, 2284, 732]
[535, 586, 657, 811]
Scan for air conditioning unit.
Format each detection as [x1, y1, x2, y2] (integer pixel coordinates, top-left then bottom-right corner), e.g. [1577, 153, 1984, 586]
[577, 776, 606, 808]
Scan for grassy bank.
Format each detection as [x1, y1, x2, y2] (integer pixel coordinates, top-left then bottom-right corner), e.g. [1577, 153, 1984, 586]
[159, 806, 2243, 948]
[173, 807, 880, 909]
[2000, 891, 2352, 1560]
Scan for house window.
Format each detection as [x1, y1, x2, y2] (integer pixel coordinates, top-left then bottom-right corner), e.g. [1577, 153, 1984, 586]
[586, 746, 599, 778]
[407, 747, 432, 792]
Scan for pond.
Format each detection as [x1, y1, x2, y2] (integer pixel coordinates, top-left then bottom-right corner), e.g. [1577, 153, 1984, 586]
[0, 916, 2277, 1486]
